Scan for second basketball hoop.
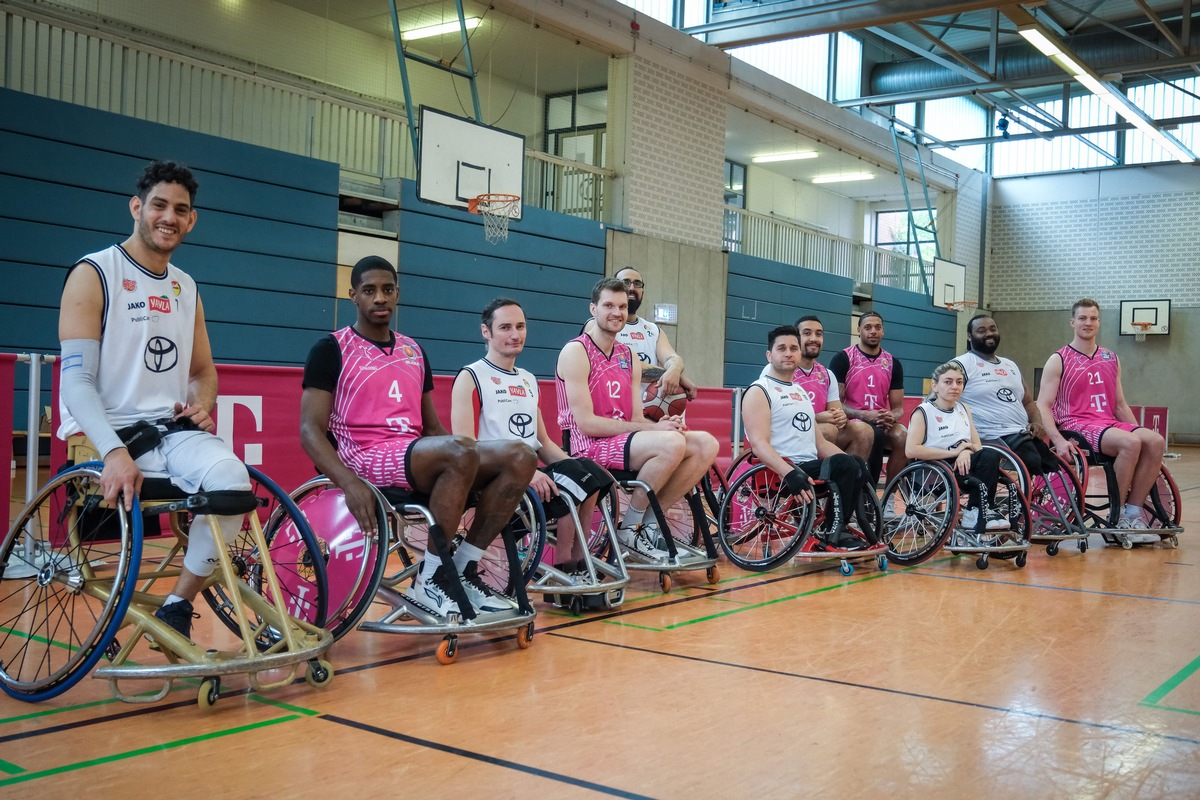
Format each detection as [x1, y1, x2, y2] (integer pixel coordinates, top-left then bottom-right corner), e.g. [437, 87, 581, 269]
[468, 193, 521, 244]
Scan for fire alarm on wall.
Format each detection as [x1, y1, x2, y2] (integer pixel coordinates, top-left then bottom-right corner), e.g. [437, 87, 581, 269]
[631, 20, 640, 32]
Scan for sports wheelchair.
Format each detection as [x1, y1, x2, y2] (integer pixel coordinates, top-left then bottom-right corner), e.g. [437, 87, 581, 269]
[981, 440, 1089, 556]
[881, 455, 1032, 570]
[717, 452, 887, 576]
[0, 456, 333, 708]
[1061, 431, 1184, 549]
[532, 480, 631, 614]
[276, 477, 538, 664]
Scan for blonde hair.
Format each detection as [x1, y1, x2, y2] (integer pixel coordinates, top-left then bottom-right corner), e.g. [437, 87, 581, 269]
[927, 361, 967, 402]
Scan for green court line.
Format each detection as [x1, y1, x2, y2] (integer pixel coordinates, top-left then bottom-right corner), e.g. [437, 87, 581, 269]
[601, 620, 666, 631]
[0, 714, 300, 787]
[0, 624, 78, 651]
[0, 760, 24, 775]
[1139, 651, 1200, 714]
[248, 694, 321, 716]
[668, 570, 894, 628]
[1143, 703, 1200, 717]
[0, 695, 130, 726]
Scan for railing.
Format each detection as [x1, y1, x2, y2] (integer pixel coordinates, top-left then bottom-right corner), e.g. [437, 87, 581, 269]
[523, 151, 614, 222]
[723, 206, 926, 292]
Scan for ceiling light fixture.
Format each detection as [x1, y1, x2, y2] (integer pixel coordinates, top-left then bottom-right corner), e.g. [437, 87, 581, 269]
[1016, 20, 1196, 164]
[751, 151, 819, 163]
[403, 17, 481, 41]
[811, 172, 874, 184]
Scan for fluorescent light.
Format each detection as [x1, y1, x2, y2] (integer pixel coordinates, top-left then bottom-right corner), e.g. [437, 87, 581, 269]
[752, 151, 819, 163]
[811, 172, 874, 184]
[403, 17, 481, 41]
[1049, 53, 1085, 75]
[1019, 27, 1060, 57]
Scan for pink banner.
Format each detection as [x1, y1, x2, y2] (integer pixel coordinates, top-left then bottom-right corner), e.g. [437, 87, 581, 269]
[1143, 406, 1168, 439]
[1127, 405, 1144, 426]
[209, 364, 309, 493]
[0, 354, 16, 528]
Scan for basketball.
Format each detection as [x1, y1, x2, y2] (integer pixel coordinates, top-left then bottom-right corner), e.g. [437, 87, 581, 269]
[642, 380, 688, 421]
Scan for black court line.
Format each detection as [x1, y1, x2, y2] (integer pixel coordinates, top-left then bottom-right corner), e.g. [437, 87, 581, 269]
[900, 568, 1200, 604]
[321, 715, 656, 799]
[0, 697, 200, 743]
[549, 633, 1200, 747]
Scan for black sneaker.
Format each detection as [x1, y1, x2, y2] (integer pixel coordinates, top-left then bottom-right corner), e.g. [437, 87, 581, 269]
[461, 561, 513, 613]
[832, 527, 868, 550]
[155, 598, 197, 640]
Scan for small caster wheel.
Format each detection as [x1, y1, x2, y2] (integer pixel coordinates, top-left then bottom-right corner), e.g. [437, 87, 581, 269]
[603, 589, 624, 609]
[516, 623, 534, 650]
[1079, 538, 1089, 553]
[1015, 552, 1028, 568]
[306, 659, 334, 688]
[706, 565, 720, 584]
[436, 636, 458, 665]
[1169, 535, 1179, 549]
[1120, 536, 1133, 550]
[876, 555, 888, 571]
[198, 677, 220, 709]
[659, 572, 672, 593]
[839, 561, 853, 577]
[568, 596, 583, 616]
[975, 556, 989, 570]
[1046, 542, 1059, 557]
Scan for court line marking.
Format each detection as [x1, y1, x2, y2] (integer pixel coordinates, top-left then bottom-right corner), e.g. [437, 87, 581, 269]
[1140, 652, 1200, 717]
[549, 633, 1200, 746]
[321, 714, 655, 799]
[901, 568, 1200, 604]
[0, 715, 300, 788]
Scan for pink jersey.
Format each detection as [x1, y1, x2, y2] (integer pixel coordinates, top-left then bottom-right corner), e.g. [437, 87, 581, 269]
[842, 346, 895, 411]
[557, 334, 636, 437]
[329, 327, 426, 460]
[792, 362, 836, 414]
[1050, 345, 1122, 426]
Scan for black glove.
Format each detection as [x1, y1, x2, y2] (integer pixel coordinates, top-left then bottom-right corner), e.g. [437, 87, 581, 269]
[784, 468, 812, 495]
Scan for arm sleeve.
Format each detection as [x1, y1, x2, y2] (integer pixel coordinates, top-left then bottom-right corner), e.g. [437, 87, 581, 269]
[828, 351, 849, 382]
[59, 338, 125, 458]
[890, 359, 905, 391]
[302, 335, 342, 393]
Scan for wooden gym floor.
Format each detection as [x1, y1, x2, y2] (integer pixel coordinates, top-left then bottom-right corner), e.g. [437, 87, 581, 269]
[3, 449, 1199, 799]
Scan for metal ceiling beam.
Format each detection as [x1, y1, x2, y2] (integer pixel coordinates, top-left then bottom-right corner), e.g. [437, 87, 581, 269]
[1133, 0, 1187, 56]
[928, 112, 1200, 147]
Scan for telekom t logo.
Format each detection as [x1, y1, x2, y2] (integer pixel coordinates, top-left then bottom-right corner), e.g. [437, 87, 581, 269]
[215, 395, 264, 464]
[1089, 394, 1108, 413]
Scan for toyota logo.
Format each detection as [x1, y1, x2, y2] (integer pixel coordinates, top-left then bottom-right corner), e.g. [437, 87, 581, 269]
[637, 352, 651, 363]
[791, 412, 812, 432]
[508, 413, 534, 439]
[144, 336, 178, 373]
[996, 388, 1017, 403]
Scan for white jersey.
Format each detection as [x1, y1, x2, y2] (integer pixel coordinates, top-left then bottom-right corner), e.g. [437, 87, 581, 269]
[916, 400, 973, 450]
[617, 316, 661, 368]
[460, 358, 540, 448]
[747, 375, 818, 462]
[59, 244, 197, 438]
[953, 352, 1027, 438]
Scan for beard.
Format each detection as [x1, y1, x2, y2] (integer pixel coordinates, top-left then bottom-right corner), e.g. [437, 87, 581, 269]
[627, 295, 642, 315]
[970, 335, 999, 355]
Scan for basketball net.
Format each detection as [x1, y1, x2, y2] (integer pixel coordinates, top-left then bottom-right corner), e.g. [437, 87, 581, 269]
[1132, 322, 1152, 342]
[468, 193, 520, 245]
[945, 300, 978, 313]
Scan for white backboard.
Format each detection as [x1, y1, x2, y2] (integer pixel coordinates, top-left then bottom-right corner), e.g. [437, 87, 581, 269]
[931, 258, 966, 308]
[416, 106, 524, 219]
[1119, 299, 1170, 336]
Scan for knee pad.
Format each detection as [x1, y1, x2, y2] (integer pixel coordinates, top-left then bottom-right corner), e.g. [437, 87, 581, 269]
[545, 458, 614, 504]
[200, 457, 251, 493]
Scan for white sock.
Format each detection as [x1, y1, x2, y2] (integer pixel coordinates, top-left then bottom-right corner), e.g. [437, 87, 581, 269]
[1124, 503, 1142, 519]
[621, 505, 647, 530]
[419, 553, 443, 582]
[453, 542, 485, 573]
[166, 594, 185, 606]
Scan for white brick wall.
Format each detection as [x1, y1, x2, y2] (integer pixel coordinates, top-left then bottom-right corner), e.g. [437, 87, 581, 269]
[951, 171, 986, 303]
[627, 56, 726, 248]
[988, 188, 1200, 310]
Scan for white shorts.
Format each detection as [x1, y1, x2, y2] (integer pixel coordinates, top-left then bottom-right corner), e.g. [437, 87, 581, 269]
[135, 429, 248, 494]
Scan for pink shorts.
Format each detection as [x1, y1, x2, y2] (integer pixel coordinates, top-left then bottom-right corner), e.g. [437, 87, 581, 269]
[342, 436, 419, 490]
[1059, 419, 1138, 453]
[569, 431, 634, 472]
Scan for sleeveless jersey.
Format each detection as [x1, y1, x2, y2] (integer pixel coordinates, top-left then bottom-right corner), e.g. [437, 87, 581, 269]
[746, 375, 818, 462]
[1050, 345, 1121, 426]
[916, 400, 972, 450]
[953, 352, 1027, 438]
[761, 361, 838, 413]
[328, 327, 426, 457]
[557, 335, 635, 436]
[461, 358, 539, 448]
[840, 346, 895, 411]
[617, 317, 660, 368]
[59, 244, 198, 438]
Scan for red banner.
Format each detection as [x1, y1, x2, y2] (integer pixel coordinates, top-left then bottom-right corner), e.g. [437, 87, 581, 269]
[1143, 406, 1169, 440]
[209, 364, 310, 493]
[0, 354, 15, 528]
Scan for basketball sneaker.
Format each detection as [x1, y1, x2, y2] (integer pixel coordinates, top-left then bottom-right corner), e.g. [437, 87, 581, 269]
[154, 598, 197, 640]
[617, 524, 669, 561]
[959, 508, 980, 530]
[461, 561, 514, 613]
[985, 508, 1010, 531]
[403, 565, 461, 617]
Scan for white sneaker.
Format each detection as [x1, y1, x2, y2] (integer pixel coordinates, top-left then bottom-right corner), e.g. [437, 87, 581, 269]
[403, 566, 461, 617]
[959, 508, 979, 529]
[618, 525, 669, 561]
[1117, 514, 1149, 531]
[985, 508, 1010, 531]
[461, 561, 514, 613]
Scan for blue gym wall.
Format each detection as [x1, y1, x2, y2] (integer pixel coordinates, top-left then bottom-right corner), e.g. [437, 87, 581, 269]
[362, 180, 606, 379]
[0, 88, 340, 429]
[870, 284, 958, 395]
[724, 253, 855, 389]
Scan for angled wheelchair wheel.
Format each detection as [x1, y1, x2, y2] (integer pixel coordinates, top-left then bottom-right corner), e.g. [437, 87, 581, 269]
[717, 464, 813, 571]
[201, 466, 329, 648]
[1143, 466, 1182, 529]
[1063, 433, 1120, 527]
[987, 471, 1033, 560]
[475, 488, 547, 595]
[1028, 453, 1086, 538]
[0, 464, 141, 701]
[882, 461, 959, 565]
[700, 463, 728, 522]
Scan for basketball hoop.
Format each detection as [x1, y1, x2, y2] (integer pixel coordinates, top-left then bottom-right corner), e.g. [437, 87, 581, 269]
[468, 193, 520, 244]
[1132, 321, 1152, 342]
[945, 300, 979, 313]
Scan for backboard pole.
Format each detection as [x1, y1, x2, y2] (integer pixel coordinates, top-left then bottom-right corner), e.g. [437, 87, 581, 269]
[388, 0, 420, 160]
[453, 0, 483, 123]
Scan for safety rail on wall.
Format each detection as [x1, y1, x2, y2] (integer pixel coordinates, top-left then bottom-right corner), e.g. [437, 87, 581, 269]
[723, 206, 926, 293]
[523, 151, 614, 222]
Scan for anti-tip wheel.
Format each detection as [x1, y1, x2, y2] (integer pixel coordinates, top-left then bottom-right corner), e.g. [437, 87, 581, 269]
[706, 565, 721, 584]
[1015, 552, 1028, 568]
[1046, 542, 1059, 557]
[436, 636, 458, 665]
[1120, 536, 1133, 550]
[198, 677, 220, 709]
[975, 556, 989, 570]
[306, 659, 334, 688]
[1079, 538, 1089, 553]
[1169, 535, 1180, 549]
[659, 572, 672, 593]
[603, 589, 624, 609]
[839, 561, 853, 577]
[516, 623, 534, 650]
[876, 554, 888, 571]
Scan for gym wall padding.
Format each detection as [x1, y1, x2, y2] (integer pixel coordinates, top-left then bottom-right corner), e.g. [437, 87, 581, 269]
[373, 179, 607, 379]
[869, 284, 958, 395]
[724, 252, 854, 389]
[0, 87, 340, 428]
